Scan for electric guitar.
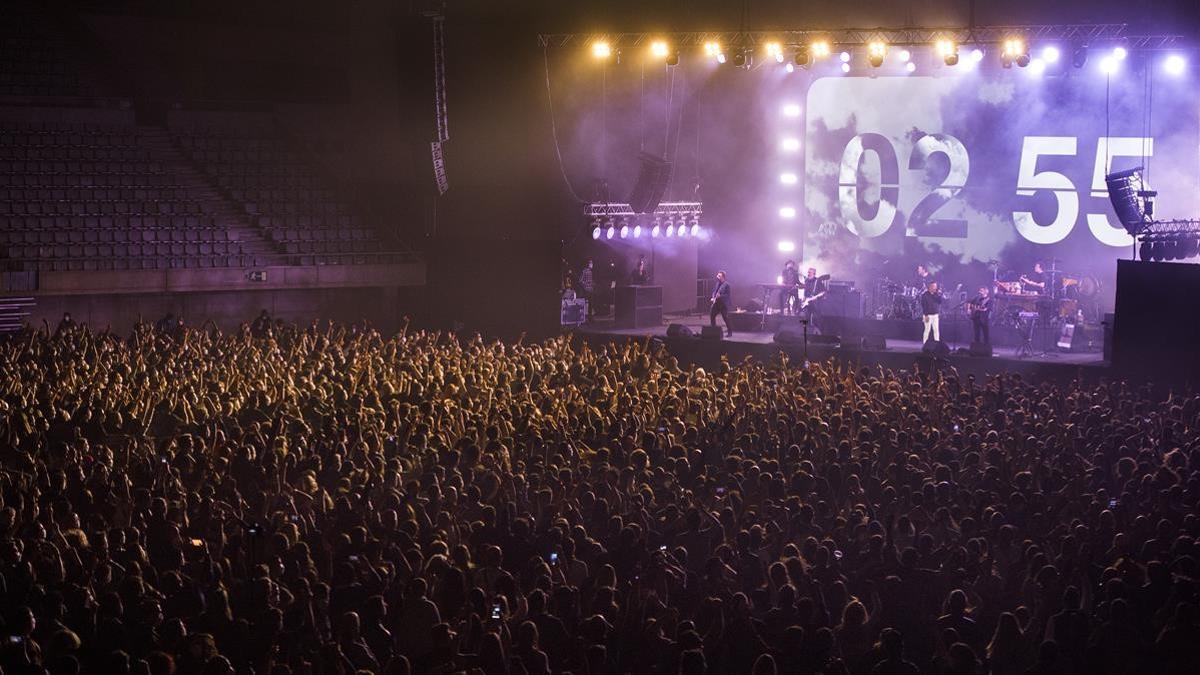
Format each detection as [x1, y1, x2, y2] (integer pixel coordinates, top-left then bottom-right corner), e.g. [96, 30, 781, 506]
[799, 291, 826, 310]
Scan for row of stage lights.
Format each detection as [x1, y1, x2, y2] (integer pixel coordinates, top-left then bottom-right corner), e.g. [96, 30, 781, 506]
[590, 38, 1189, 75]
[591, 220, 702, 240]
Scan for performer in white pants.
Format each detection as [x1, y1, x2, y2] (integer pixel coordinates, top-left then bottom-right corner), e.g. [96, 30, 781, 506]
[920, 281, 943, 343]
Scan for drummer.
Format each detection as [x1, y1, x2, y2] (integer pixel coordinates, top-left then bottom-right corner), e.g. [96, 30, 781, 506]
[1019, 262, 1047, 294]
[914, 264, 933, 290]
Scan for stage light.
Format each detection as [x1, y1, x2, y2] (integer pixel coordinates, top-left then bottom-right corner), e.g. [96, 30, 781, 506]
[651, 224, 661, 237]
[936, 39, 959, 66]
[650, 40, 670, 59]
[868, 41, 887, 67]
[840, 51, 851, 63]
[592, 227, 602, 240]
[777, 240, 796, 253]
[780, 172, 798, 185]
[620, 225, 630, 238]
[794, 47, 810, 67]
[666, 49, 680, 67]
[768, 40, 787, 63]
[971, 48, 984, 63]
[1100, 55, 1118, 75]
[781, 137, 800, 152]
[592, 41, 612, 59]
[1002, 38, 1028, 68]
[1165, 54, 1187, 75]
[782, 103, 801, 117]
[606, 226, 616, 239]
[1029, 58, 1046, 75]
[690, 223, 700, 237]
[841, 62, 851, 73]
[1072, 45, 1089, 68]
[905, 61, 916, 73]
[633, 225, 642, 238]
[704, 41, 723, 61]
[1113, 46, 1128, 61]
[665, 223, 675, 237]
[677, 224, 688, 238]
[732, 50, 749, 68]
[1042, 46, 1061, 63]
[785, 62, 795, 73]
[779, 206, 796, 219]
[898, 49, 911, 63]
[811, 41, 831, 59]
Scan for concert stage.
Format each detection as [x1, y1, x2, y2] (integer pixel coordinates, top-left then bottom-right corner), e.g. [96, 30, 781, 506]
[574, 316, 1106, 381]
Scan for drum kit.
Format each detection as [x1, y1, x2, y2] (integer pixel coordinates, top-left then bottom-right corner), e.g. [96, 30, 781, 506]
[871, 259, 1103, 329]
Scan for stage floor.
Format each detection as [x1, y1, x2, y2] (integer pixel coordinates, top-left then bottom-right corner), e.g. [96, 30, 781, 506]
[574, 315, 1106, 375]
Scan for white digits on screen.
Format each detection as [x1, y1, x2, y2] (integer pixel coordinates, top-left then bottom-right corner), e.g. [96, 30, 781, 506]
[1014, 136, 1079, 244]
[1086, 137, 1153, 248]
[838, 133, 900, 238]
[907, 134, 970, 238]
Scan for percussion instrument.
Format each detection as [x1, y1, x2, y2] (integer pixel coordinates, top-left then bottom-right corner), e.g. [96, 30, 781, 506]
[1058, 298, 1078, 318]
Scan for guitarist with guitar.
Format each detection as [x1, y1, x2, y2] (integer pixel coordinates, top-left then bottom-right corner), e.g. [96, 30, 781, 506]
[967, 285, 993, 345]
[800, 267, 829, 329]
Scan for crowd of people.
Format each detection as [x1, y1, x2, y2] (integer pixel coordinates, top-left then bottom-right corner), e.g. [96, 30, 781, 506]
[1, 314, 1198, 675]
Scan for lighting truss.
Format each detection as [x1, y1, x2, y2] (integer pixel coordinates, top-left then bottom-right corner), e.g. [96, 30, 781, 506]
[1139, 219, 1200, 237]
[540, 25, 1181, 51]
[586, 201, 703, 220]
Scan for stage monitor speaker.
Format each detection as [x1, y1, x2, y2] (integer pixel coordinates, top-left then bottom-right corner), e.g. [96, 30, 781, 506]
[773, 329, 803, 346]
[700, 325, 724, 340]
[810, 333, 841, 345]
[860, 336, 887, 351]
[922, 339, 950, 358]
[968, 342, 993, 357]
[666, 323, 694, 338]
[628, 153, 673, 213]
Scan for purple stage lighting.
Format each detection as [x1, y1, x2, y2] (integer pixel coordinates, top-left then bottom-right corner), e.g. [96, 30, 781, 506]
[619, 225, 629, 239]
[606, 226, 615, 239]
[592, 227, 601, 240]
[1165, 54, 1187, 75]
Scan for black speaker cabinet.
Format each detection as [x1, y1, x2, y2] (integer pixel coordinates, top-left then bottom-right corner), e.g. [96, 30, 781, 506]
[700, 325, 724, 340]
[614, 285, 663, 328]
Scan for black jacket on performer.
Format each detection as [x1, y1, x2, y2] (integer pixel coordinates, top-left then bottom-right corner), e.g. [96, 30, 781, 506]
[920, 290, 943, 316]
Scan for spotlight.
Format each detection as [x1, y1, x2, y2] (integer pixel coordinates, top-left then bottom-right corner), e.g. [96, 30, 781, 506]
[840, 51, 851, 63]
[716, 53, 727, 64]
[1113, 46, 1128, 61]
[782, 103, 801, 117]
[1029, 58, 1046, 75]
[666, 50, 680, 66]
[1072, 45, 1089, 68]
[592, 227, 602, 240]
[765, 41, 784, 63]
[677, 224, 688, 238]
[779, 206, 796, 219]
[785, 63, 795, 73]
[794, 46, 810, 67]
[633, 225, 642, 238]
[1100, 55, 1118, 75]
[868, 41, 887, 67]
[777, 240, 796, 253]
[650, 40, 670, 59]
[665, 223, 675, 237]
[732, 50, 750, 68]
[905, 61, 916, 73]
[651, 224, 661, 237]
[592, 41, 612, 59]
[1042, 46, 1061, 63]
[781, 137, 800, 152]
[898, 49, 911, 63]
[811, 41, 831, 59]
[779, 172, 798, 185]
[1165, 54, 1187, 75]
[841, 62, 851, 73]
[971, 48, 984, 63]
[690, 223, 700, 237]
[1002, 38, 1027, 68]
[606, 226, 615, 239]
[704, 41, 723, 61]
[936, 39, 959, 66]
[619, 225, 630, 239]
